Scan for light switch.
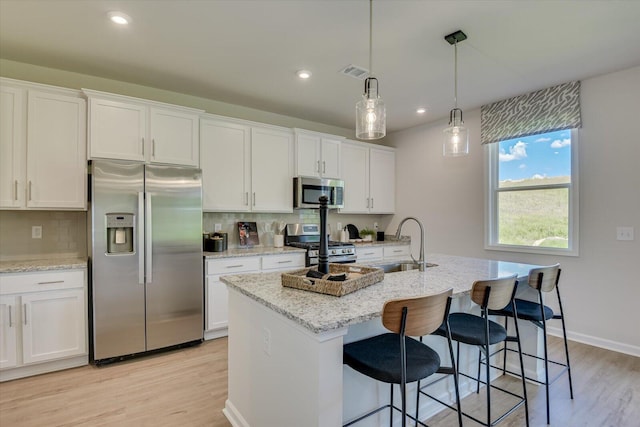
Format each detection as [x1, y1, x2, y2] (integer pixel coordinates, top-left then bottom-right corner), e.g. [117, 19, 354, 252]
[214, 223, 222, 232]
[616, 226, 634, 241]
[32, 225, 42, 239]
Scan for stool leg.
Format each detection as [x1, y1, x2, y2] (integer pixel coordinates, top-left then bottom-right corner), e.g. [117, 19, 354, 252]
[389, 384, 394, 427]
[541, 303, 551, 424]
[502, 316, 509, 375]
[514, 308, 530, 427]
[557, 285, 574, 400]
[476, 347, 482, 394]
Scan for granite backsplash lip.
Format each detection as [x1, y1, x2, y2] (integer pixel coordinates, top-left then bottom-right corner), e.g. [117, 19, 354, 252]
[204, 246, 306, 259]
[0, 257, 88, 273]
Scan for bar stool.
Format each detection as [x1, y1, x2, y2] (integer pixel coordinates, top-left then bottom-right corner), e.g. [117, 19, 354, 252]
[434, 274, 529, 427]
[342, 289, 461, 427]
[489, 264, 573, 424]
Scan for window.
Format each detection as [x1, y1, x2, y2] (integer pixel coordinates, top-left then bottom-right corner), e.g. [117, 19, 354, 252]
[486, 129, 578, 255]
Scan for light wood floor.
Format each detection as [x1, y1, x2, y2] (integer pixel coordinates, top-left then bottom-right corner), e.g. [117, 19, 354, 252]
[1, 336, 638, 426]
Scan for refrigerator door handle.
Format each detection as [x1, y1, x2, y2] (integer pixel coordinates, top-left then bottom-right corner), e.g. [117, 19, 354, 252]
[145, 193, 153, 284]
[138, 192, 145, 285]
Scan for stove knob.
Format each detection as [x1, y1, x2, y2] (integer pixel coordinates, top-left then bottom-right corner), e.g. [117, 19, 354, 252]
[331, 249, 337, 255]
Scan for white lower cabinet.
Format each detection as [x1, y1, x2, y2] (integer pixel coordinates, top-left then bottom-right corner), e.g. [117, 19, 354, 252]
[355, 246, 384, 263]
[383, 245, 412, 260]
[0, 269, 87, 381]
[204, 252, 304, 340]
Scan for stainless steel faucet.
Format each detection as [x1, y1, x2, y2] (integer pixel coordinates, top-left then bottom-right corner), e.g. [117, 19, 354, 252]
[394, 217, 425, 271]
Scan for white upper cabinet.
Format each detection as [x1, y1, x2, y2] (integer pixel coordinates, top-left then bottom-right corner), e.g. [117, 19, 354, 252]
[251, 125, 293, 212]
[200, 118, 251, 212]
[200, 115, 293, 213]
[84, 89, 202, 166]
[1, 79, 86, 210]
[294, 129, 342, 179]
[340, 140, 395, 214]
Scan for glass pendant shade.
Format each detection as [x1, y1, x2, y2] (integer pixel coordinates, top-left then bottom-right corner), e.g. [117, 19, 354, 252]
[356, 77, 386, 140]
[443, 108, 469, 156]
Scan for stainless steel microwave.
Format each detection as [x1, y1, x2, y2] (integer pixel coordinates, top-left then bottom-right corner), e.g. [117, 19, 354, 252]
[293, 177, 344, 209]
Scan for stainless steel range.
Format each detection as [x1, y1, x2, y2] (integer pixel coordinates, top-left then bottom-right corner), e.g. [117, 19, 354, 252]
[285, 223, 356, 266]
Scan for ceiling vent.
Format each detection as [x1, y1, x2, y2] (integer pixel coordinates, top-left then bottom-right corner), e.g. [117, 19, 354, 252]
[340, 64, 369, 80]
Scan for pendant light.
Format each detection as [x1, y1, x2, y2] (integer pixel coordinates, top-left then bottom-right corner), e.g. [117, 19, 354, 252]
[356, 0, 386, 140]
[443, 30, 469, 156]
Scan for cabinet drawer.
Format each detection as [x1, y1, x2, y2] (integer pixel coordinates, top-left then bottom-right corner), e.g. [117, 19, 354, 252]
[261, 253, 305, 271]
[356, 246, 384, 261]
[383, 245, 411, 259]
[206, 257, 260, 275]
[0, 270, 85, 295]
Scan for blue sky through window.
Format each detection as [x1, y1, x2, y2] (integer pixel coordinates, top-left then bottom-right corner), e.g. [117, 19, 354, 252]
[498, 130, 571, 182]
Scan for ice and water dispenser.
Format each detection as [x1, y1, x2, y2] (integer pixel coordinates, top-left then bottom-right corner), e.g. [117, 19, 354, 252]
[106, 213, 134, 254]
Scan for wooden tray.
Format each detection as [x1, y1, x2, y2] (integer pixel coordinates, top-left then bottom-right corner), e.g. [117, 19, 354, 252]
[281, 263, 384, 297]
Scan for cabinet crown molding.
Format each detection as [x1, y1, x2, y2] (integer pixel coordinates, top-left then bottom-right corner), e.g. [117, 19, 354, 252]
[81, 88, 204, 114]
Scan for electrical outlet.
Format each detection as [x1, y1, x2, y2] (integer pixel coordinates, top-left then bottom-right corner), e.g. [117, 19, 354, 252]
[616, 226, 634, 241]
[214, 223, 222, 232]
[337, 222, 342, 231]
[373, 222, 378, 230]
[32, 225, 42, 239]
[262, 327, 271, 356]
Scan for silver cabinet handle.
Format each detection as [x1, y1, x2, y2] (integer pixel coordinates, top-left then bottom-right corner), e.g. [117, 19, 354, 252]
[393, 249, 403, 253]
[364, 252, 375, 255]
[277, 260, 292, 264]
[366, 198, 370, 208]
[23, 303, 27, 325]
[371, 198, 374, 209]
[14, 180, 18, 201]
[323, 161, 326, 174]
[317, 160, 320, 173]
[226, 264, 244, 269]
[141, 137, 145, 156]
[244, 192, 249, 205]
[28, 181, 32, 201]
[8, 305, 12, 327]
[152, 138, 156, 157]
[37, 280, 64, 285]
[253, 192, 256, 206]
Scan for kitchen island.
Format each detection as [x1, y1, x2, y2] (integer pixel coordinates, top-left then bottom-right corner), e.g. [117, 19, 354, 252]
[220, 254, 542, 427]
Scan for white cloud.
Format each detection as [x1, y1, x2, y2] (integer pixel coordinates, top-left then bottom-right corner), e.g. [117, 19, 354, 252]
[535, 137, 551, 142]
[499, 141, 527, 162]
[532, 174, 546, 179]
[519, 164, 526, 169]
[550, 138, 571, 148]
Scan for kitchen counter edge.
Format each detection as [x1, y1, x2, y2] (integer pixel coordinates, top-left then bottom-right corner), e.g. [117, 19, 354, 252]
[0, 258, 88, 274]
[204, 246, 306, 259]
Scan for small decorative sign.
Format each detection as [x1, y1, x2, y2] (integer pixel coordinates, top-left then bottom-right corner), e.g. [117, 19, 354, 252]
[237, 221, 259, 247]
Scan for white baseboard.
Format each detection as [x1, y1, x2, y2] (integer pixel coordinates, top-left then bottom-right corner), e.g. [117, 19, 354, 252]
[204, 328, 228, 341]
[547, 326, 640, 357]
[0, 355, 88, 382]
[223, 399, 249, 427]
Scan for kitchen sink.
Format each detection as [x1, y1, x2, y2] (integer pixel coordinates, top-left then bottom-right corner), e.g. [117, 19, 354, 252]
[379, 262, 438, 273]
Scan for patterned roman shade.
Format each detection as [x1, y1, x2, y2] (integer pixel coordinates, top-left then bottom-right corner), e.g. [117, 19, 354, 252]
[481, 81, 581, 144]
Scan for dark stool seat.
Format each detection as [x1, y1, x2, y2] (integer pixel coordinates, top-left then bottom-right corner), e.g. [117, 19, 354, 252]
[491, 299, 554, 321]
[344, 333, 440, 384]
[437, 312, 507, 345]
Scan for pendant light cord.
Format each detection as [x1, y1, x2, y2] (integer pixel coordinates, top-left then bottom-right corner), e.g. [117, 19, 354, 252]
[453, 39, 458, 109]
[369, 0, 373, 75]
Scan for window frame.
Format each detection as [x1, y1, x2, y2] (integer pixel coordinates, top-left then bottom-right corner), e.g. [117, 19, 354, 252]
[485, 129, 579, 256]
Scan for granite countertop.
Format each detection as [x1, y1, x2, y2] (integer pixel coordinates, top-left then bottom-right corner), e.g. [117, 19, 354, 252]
[204, 246, 306, 259]
[0, 257, 88, 274]
[350, 238, 410, 247]
[220, 253, 541, 334]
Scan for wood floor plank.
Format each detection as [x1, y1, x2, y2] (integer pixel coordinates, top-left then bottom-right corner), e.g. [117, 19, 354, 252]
[1, 336, 638, 426]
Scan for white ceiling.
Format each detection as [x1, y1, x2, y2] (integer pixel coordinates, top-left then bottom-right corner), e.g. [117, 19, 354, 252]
[2, 0, 640, 135]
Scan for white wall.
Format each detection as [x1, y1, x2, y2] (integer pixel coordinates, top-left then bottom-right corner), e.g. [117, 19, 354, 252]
[388, 66, 640, 355]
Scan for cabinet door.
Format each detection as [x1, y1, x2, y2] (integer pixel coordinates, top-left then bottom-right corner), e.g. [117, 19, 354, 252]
[200, 119, 251, 211]
[0, 85, 26, 208]
[88, 97, 146, 162]
[26, 90, 86, 209]
[321, 138, 341, 179]
[0, 296, 18, 369]
[340, 143, 370, 213]
[150, 107, 199, 166]
[21, 289, 86, 365]
[251, 126, 293, 212]
[369, 148, 395, 214]
[205, 277, 229, 332]
[295, 133, 321, 178]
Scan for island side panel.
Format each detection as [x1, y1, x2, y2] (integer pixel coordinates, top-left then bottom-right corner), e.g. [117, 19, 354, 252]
[224, 287, 347, 427]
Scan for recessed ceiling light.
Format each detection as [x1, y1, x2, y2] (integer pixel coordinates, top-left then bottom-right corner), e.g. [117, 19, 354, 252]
[296, 70, 312, 79]
[108, 11, 131, 25]
[416, 108, 427, 114]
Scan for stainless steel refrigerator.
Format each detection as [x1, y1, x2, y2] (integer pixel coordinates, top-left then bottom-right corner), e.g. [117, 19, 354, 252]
[89, 160, 203, 363]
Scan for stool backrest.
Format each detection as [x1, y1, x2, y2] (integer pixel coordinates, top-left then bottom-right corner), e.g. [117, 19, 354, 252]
[382, 289, 453, 337]
[527, 264, 561, 292]
[470, 274, 518, 310]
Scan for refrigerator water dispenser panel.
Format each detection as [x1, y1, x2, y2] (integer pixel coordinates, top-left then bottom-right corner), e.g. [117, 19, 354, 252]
[106, 213, 134, 254]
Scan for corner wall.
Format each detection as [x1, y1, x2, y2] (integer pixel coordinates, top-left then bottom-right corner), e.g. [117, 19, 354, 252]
[388, 66, 640, 355]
